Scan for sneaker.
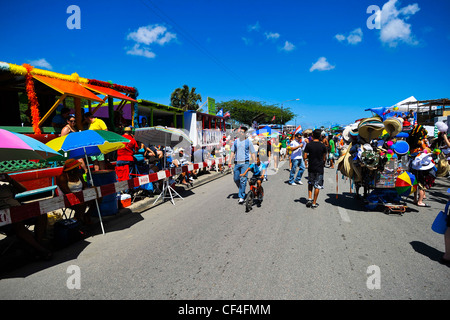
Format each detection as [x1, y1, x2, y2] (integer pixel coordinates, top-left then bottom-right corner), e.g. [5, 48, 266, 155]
[238, 198, 245, 204]
[295, 180, 303, 185]
[289, 182, 298, 186]
[306, 199, 313, 207]
[311, 203, 319, 209]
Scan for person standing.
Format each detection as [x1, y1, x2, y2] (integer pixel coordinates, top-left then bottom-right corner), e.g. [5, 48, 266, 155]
[84, 112, 108, 171]
[304, 129, 327, 208]
[288, 133, 305, 185]
[229, 127, 256, 204]
[116, 126, 139, 181]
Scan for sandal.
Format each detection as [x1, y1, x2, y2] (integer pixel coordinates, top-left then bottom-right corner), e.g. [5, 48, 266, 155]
[416, 203, 431, 207]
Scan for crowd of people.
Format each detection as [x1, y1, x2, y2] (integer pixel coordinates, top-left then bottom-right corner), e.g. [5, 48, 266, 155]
[1, 108, 449, 269]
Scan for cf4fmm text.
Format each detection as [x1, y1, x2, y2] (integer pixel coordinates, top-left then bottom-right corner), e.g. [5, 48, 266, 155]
[178, 304, 270, 317]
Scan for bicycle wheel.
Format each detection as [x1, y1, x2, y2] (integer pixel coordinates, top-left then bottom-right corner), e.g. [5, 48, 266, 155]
[245, 190, 254, 212]
[259, 186, 264, 201]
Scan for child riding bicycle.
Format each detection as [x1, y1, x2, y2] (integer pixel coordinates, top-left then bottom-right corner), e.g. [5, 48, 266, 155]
[240, 156, 267, 200]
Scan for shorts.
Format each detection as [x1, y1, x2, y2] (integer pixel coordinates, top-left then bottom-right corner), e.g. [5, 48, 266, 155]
[91, 154, 105, 162]
[249, 176, 263, 186]
[307, 172, 324, 189]
[280, 148, 286, 156]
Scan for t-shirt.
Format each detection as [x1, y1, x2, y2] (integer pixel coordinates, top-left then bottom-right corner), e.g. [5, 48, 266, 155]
[290, 140, 304, 160]
[249, 162, 267, 177]
[232, 138, 256, 163]
[281, 139, 287, 148]
[304, 141, 327, 174]
[329, 139, 335, 153]
[89, 118, 107, 131]
[117, 134, 139, 162]
[273, 142, 281, 153]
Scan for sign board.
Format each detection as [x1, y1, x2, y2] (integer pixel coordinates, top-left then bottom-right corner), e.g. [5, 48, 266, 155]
[207, 97, 215, 115]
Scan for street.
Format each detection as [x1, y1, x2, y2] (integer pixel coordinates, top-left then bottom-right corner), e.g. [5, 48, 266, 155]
[0, 160, 449, 300]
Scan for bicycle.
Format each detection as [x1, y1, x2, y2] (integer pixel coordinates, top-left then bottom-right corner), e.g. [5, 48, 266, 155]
[245, 176, 264, 212]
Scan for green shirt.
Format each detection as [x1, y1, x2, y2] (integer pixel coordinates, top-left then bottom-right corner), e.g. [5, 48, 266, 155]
[330, 139, 335, 153]
[281, 139, 287, 148]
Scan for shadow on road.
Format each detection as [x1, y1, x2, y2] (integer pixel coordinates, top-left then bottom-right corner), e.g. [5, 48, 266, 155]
[410, 240, 444, 263]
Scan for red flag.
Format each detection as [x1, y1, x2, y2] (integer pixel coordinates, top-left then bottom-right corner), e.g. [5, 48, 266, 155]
[271, 115, 276, 122]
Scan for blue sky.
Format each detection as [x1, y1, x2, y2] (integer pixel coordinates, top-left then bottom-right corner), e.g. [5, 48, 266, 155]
[1, 0, 449, 128]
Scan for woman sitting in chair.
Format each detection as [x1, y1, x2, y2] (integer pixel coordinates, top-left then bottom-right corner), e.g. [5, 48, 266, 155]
[56, 159, 92, 225]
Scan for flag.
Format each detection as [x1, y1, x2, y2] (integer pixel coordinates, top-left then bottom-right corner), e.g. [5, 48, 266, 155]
[294, 125, 302, 134]
[271, 115, 276, 122]
[216, 108, 223, 117]
[224, 111, 230, 118]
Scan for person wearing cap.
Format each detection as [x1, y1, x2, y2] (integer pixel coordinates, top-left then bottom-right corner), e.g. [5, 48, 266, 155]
[56, 159, 92, 225]
[84, 112, 108, 171]
[116, 126, 139, 181]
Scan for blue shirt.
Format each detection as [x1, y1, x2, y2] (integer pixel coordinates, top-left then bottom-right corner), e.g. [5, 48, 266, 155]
[249, 162, 267, 176]
[232, 138, 256, 163]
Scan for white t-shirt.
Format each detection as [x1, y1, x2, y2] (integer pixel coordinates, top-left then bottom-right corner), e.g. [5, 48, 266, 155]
[290, 140, 304, 160]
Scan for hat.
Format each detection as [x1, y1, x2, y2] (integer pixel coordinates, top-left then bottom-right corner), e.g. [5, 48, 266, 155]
[360, 151, 379, 170]
[435, 121, 448, 133]
[358, 117, 384, 142]
[410, 125, 427, 140]
[383, 117, 402, 138]
[392, 140, 409, 155]
[124, 126, 133, 132]
[63, 159, 81, 171]
[411, 153, 435, 171]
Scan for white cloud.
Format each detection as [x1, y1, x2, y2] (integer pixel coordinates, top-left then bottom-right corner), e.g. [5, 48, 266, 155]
[248, 21, 261, 32]
[335, 28, 363, 45]
[379, 0, 420, 47]
[335, 34, 346, 42]
[281, 41, 295, 52]
[28, 58, 52, 70]
[126, 44, 156, 59]
[126, 24, 176, 58]
[309, 57, 335, 72]
[265, 32, 280, 40]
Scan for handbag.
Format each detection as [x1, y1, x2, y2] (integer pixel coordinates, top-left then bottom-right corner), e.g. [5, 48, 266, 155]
[432, 201, 449, 234]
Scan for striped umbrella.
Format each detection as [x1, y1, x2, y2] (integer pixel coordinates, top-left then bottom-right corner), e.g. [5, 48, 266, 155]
[395, 171, 417, 196]
[0, 129, 62, 162]
[46, 130, 127, 159]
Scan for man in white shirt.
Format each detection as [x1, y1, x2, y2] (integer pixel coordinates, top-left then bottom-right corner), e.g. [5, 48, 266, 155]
[288, 133, 306, 185]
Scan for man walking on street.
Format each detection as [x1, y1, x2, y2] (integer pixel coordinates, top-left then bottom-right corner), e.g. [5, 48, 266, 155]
[289, 133, 305, 185]
[304, 129, 327, 208]
[229, 127, 256, 204]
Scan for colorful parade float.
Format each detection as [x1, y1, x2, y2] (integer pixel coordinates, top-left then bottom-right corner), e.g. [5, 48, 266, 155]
[0, 61, 138, 196]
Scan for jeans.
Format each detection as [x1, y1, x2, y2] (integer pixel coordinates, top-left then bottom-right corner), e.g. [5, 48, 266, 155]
[289, 158, 305, 184]
[233, 163, 249, 199]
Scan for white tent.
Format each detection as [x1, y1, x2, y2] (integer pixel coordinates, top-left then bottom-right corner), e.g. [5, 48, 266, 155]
[389, 96, 437, 112]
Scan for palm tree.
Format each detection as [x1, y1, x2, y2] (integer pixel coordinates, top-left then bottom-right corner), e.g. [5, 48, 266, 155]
[170, 85, 202, 111]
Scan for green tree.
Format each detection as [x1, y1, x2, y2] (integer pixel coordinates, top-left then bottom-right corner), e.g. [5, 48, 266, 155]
[170, 85, 202, 111]
[216, 99, 295, 126]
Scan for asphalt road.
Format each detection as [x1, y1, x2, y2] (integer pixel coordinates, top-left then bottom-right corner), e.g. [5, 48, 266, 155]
[0, 160, 449, 300]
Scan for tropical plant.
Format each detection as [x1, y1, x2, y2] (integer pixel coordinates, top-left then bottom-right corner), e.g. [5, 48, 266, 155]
[170, 84, 202, 111]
